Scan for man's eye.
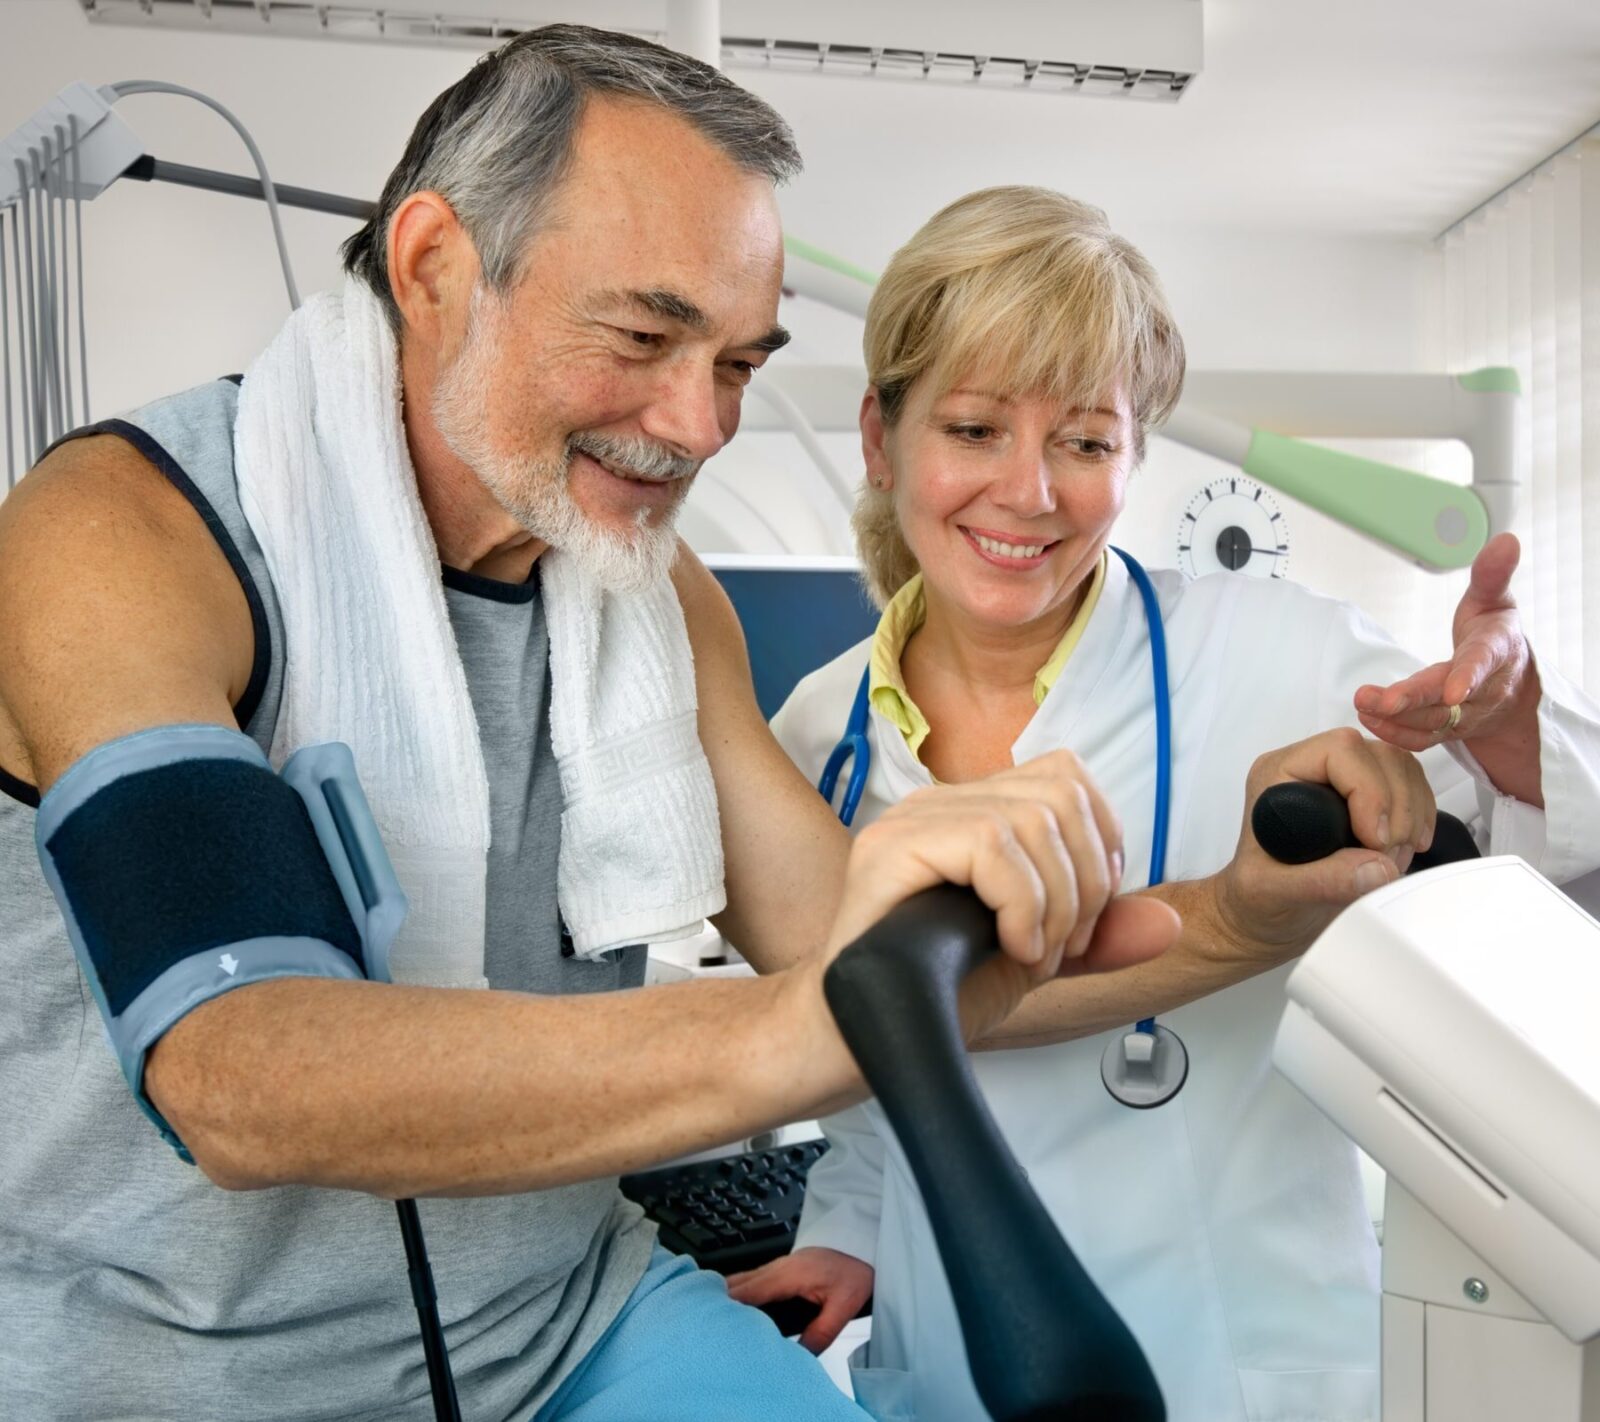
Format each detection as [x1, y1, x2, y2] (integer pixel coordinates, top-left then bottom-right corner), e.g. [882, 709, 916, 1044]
[629, 330, 663, 347]
[716, 358, 761, 387]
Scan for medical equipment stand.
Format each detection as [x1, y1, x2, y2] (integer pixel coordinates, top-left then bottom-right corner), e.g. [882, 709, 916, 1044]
[1381, 1183, 1600, 1420]
[1257, 782, 1600, 1422]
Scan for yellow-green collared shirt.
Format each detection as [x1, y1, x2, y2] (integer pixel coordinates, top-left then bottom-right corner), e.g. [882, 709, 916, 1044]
[868, 552, 1108, 763]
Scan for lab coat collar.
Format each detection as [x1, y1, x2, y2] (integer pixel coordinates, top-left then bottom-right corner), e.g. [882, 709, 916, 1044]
[865, 549, 1149, 792]
[1012, 549, 1147, 765]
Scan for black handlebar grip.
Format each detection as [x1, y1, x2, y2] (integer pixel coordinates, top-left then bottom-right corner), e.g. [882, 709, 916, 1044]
[824, 885, 1165, 1422]
[1252, 781, 1480, 870]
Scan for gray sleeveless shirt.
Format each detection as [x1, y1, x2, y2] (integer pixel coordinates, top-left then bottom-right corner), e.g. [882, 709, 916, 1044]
[0, 379, 656, 1421]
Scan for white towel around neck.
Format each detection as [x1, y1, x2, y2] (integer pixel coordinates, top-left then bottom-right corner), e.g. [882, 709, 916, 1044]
[232, 280, 725, 986]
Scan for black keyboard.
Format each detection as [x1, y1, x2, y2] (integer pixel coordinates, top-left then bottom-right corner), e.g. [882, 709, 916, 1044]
[621, 1137, 830, 1276]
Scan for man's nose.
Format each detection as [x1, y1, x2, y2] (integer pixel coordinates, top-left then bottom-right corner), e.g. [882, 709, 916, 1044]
[639, 359, 729, 464]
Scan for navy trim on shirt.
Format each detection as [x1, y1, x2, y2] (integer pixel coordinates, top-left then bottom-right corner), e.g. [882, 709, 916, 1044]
[0, 762, 40, 809]
[442, 562, 541, 605]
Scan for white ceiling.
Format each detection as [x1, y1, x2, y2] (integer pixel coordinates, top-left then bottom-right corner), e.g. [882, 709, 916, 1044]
[11, 0, 1600, 253]
[748, 0, 1600, 246]
[42, 0, 1600, 245]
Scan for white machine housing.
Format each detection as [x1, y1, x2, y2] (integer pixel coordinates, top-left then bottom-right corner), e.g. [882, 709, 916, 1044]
[1273, 856, 1600, 1419]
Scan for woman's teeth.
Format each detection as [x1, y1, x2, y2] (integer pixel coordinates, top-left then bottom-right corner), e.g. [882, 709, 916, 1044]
[972, 532, 1048, 559]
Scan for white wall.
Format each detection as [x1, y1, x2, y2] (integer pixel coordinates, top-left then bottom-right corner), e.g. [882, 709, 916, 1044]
[3, 0, 1461, 656]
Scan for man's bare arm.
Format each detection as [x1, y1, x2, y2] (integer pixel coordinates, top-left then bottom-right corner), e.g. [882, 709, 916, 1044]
[0, 444, 858, 1196]
[2, 447, 1144, 1197]
[672, 548, 850, 972]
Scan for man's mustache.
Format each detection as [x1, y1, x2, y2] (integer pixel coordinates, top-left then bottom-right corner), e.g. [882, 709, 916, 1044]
[567, 432, 700, 483]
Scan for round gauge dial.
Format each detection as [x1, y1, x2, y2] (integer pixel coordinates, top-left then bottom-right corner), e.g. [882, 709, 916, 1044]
[1176, 476, 1289, 579]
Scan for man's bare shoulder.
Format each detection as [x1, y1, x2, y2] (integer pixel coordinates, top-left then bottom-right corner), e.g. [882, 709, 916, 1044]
[0, 435, 256, 791]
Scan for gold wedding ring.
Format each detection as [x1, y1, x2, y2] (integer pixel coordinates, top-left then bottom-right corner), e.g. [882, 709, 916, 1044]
[1444, 702, 1463, 733]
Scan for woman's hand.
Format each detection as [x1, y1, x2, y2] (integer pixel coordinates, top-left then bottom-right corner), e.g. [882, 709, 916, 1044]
[1354, 532, 1543, 805]
[727, 1247, 876, 1354]
[1211, 728, 1436, 965]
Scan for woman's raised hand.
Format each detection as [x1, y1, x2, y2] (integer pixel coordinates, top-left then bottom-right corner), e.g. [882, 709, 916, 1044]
[1354, 532, 1543, 805]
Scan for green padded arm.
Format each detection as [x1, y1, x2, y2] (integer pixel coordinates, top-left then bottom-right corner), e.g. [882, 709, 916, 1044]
[1243, 430, 1488, 570]
[782, 235, 879, 286]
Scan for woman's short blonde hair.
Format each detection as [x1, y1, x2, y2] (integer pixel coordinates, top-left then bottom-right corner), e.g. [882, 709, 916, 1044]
[853, 185, 1186, 605]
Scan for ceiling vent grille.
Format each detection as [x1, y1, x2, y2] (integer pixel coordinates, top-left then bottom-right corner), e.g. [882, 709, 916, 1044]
[74, 0, 1201, 100]
[723, 39, 1192, 100]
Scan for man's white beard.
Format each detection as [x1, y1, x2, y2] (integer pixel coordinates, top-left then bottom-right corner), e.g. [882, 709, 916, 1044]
[432, 295, 689, 592]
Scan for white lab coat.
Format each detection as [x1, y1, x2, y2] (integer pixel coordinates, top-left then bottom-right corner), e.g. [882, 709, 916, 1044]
[771, 556, 1600, 1422]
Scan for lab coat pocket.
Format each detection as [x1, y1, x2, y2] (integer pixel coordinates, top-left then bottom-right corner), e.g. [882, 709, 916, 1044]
[848, 1342, 917, 1421]
[1237, 1365, 1377, 1421]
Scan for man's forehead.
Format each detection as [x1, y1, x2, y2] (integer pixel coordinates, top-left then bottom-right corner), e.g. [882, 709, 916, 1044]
[525, 97, 787, 339]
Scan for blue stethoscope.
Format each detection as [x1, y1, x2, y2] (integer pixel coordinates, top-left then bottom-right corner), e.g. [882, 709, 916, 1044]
[819, 547, 1189, 1108]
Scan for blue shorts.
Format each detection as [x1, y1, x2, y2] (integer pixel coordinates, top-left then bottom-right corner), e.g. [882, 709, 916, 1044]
[535, 1246, 871, 1420]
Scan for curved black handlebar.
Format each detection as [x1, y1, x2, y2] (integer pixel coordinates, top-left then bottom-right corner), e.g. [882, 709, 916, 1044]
[818, 781, 1478, 1419]
[1251, 781, 1480, 870]
[824, 885, 1165, 1422]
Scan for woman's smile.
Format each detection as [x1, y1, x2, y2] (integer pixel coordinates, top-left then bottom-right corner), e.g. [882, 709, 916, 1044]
[960, 524, 1061, 570]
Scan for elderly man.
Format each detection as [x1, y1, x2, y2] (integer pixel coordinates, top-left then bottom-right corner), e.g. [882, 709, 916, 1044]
[0, 24, 1176, 1422]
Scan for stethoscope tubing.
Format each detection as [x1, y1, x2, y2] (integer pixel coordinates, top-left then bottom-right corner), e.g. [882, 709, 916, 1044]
[820, 547, 1182, 1104]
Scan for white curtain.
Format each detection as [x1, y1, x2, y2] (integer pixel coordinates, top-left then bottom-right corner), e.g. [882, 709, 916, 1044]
[1442, 137, 1600, 696]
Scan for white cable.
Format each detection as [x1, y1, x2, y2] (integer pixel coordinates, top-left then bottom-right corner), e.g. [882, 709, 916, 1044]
[746, 379, 857, 519]
[54, 123, 74, 431]
[70, 115, 90, 424]
[32, 144, 51, 444]
[8, 183, 32, 468]
[37, 145, 61, 445]
[41, 132, 65, 439]
[35, 144, 61, 444]
[27, 149, 51, 447]
[108, 80, 301, 310]
[2, 207, 13, 487]
[15, 158, 42, 460]
[698, 461, 793, 552]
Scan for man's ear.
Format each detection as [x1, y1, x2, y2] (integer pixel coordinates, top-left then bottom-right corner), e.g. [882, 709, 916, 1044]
[387, 191, 478, 343]
[861, 388, 894, 492]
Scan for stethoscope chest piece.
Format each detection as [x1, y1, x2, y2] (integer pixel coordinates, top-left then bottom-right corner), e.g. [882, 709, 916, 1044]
[1101, 1023, 1189, 1109]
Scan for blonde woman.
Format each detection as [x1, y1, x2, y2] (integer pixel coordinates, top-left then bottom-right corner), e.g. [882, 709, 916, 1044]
[728, 187, 1600, 1421]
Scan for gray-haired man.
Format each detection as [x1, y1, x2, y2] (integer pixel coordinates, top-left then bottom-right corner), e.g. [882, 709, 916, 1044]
[0, 24, 1170, 1421]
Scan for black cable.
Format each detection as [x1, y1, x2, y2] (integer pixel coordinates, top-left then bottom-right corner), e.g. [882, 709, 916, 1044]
[394, 1197, 463, 1422]
[120, 154, 376, 222]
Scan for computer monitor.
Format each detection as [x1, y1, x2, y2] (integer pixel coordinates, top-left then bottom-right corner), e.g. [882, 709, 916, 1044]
[703, 554, 880, 721]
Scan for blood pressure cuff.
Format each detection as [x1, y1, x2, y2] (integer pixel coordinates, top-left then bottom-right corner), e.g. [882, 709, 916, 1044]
[35, 725, 407, 1160]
